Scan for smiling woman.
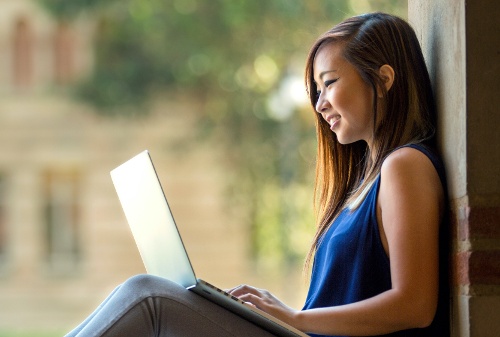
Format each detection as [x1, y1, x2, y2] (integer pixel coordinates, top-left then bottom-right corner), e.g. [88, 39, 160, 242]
[299, 12, 449, 336]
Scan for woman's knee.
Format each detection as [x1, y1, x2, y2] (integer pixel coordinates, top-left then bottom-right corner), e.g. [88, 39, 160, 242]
[119, 274, 184, 299]
[121, 274, 159, 295]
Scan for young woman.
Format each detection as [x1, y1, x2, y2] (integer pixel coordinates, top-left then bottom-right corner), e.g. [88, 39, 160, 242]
[66, 12, 450, 337]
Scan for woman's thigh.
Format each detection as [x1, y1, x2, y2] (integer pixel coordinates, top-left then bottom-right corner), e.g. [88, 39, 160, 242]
[73, 274, 282, 337]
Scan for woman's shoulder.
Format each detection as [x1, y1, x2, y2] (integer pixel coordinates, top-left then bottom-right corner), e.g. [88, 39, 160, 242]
[381, 146, 432, 178]
[380, 144, 445, 194]
[378, 144, 446, 233]
[382, 144, 445, 182]
[384, 144, 433, 166]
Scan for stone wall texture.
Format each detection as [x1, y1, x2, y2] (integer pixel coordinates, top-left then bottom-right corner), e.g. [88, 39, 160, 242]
[409, 1, 500, 336]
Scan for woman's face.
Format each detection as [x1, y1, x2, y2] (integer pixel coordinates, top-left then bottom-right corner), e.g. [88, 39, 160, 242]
[313, 42, 375, 147]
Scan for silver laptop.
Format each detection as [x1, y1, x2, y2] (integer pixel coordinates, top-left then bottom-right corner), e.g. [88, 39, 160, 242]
[110, 150, 308, 337]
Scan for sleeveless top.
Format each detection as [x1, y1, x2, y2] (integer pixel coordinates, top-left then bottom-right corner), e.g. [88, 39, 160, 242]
[302, 144, 450, 337]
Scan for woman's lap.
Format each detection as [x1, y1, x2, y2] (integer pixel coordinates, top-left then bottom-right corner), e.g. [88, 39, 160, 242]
[65, 274, 280, 337]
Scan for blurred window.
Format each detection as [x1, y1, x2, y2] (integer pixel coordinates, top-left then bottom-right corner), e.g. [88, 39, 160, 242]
[43, 169, 81, 275]
[12, 17, 34, 89]
[54, 22, 75, 85]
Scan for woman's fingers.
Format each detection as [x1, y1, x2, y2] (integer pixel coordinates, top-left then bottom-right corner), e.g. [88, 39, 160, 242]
[225, 285, 272, 309]
[226, 284, 297, 325]
[227, 284, 263, 297]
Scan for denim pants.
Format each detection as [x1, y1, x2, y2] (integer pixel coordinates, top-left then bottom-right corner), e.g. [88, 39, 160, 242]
[64, 274, 281, 337]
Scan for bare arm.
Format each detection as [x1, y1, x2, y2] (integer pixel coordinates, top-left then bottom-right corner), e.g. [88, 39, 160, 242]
[232, 147, 444, 336]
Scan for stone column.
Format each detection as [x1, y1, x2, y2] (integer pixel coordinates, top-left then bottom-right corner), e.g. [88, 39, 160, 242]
[408, 1, 500, 336]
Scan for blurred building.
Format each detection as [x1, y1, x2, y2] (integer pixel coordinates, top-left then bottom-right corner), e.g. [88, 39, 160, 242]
[0, 0, 287, 334]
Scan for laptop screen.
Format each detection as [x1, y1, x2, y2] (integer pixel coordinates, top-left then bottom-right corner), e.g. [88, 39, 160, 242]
[110, 150, 197, 288]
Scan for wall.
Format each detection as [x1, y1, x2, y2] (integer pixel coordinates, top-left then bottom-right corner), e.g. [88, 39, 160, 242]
[408, 1, 500, 336]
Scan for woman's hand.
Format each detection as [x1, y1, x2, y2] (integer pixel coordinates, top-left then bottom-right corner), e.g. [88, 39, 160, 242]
[227, 284, 299, 326]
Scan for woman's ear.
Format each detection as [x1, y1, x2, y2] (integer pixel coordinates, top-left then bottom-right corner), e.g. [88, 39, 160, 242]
[377, 64, 395, 97]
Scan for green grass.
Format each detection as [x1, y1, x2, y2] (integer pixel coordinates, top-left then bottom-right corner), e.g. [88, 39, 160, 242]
[0, 331, 64, 337]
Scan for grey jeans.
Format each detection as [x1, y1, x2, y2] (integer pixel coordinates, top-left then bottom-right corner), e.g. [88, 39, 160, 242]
[65, 274, 283, 337]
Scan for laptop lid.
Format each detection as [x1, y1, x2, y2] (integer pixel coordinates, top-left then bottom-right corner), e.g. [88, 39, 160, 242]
[110, 150, 197, 288]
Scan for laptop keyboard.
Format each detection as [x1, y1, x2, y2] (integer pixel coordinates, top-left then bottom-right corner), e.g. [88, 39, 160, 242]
[200, 280, 244, 304]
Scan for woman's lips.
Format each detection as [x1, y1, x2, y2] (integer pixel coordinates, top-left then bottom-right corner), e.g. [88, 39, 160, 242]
[326, 115, 340, 130]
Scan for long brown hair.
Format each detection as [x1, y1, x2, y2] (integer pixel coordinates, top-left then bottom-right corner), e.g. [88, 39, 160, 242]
[304, 13, 436, 270]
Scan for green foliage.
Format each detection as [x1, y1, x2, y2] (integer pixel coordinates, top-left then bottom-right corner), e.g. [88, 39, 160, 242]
[40, 0, 103, 19]
[40, 0, 350, 111]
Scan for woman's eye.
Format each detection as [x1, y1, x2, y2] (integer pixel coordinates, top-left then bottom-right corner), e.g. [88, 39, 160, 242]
[324, 78, 338, 87]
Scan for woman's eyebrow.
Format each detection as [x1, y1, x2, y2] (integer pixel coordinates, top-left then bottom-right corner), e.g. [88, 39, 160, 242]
[318, 69, 338, 80]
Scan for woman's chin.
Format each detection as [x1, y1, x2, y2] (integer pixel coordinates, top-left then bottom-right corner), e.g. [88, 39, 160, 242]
[335, 135, 362, 146]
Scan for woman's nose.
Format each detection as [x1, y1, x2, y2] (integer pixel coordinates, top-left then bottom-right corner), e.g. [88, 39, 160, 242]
[315, 93, 329, 113]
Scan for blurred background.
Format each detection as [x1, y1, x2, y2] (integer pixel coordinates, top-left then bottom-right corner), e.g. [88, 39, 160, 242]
[0, 0, 406, 335]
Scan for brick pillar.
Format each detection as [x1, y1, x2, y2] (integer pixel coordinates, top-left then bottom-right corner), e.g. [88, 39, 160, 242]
[408, 1, 500, 336]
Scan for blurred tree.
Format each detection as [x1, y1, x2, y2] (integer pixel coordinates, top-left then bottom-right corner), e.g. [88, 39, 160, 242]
[40, 0, 351, 112]
[39, 0, 407, 272]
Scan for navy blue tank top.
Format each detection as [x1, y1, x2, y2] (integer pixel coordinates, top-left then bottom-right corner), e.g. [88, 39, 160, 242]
[302, 144, 450, 337]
